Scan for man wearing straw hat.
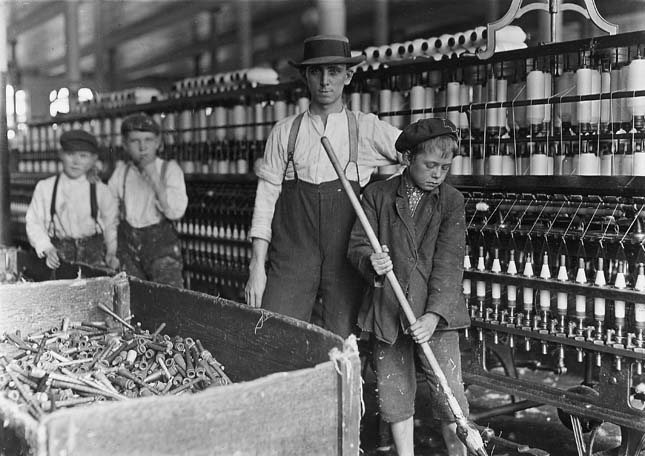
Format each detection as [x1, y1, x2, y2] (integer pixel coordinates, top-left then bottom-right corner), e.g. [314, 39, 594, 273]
[245, 35, 401, 338]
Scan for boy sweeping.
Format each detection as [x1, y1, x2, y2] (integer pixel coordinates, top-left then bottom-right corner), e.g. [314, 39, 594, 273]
[347, 118, 471, 456]
[25, 130, 119, 270]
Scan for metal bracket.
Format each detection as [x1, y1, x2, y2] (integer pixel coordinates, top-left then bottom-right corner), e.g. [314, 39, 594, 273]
[477, 0, 618, 60]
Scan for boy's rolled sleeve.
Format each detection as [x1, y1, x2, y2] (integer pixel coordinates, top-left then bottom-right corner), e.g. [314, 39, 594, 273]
[25, 181, 54, 256]
[159, 161, 188, 220]
[424, 193, 466, 320]
[248, 179, 281, 242]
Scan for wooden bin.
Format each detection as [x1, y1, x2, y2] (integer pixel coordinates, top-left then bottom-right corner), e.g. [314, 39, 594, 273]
[0, 274, 362, 455]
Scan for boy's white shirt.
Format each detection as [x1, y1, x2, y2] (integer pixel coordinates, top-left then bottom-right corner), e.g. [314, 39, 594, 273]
[25, 173, 119, 257]
[107, 158, 188, 228]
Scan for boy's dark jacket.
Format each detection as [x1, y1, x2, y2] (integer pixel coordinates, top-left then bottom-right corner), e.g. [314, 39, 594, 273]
[347, 172, 471, 344]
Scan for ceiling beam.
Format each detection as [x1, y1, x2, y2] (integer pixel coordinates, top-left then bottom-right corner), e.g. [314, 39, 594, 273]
[8, 1, 66, 40]
[119, 2, 306, 76]
[101, 0, 219, 48]
[29, 0, 218, 72]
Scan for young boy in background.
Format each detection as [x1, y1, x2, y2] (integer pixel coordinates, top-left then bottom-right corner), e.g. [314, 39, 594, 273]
[108, 113, 188, 288]
[347, 118, 471, 456]
[26, 130, 119, 270]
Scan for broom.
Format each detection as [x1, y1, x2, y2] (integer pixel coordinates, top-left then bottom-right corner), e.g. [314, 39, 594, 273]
[321, 137, 487, 456]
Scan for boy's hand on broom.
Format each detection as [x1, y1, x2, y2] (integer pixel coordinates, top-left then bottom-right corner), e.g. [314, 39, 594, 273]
[370, 245, 392, 276]
[407, 312, 440, 344]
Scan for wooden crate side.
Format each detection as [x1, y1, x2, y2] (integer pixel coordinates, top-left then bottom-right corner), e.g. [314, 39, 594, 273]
[44, 358, 361, 456]
[0, 396, 45, 455]
[0, 276, 127, 335]
[128, 278, 345, 381]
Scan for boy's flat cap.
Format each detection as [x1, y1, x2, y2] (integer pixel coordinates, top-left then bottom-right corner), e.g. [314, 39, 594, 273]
[60, 130, 100, 155]
[121, 113, 161, 135]
[395, 118, 459, 152]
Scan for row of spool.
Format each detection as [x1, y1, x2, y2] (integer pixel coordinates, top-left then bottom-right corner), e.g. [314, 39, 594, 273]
[14, 49, 645, 178]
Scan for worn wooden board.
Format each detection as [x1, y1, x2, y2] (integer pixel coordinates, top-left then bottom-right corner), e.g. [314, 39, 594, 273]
[0, 276, 129, 335]
[0, 276, 362, 456]
[44, 360, 355, 456]
[129, 278, 345, 382]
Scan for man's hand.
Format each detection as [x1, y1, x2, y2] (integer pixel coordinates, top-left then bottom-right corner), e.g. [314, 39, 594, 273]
[105, 252, 120, 270]
[408, 312, 440, 344]
[370, 245, 393, 276]
[245, 262, 266, 308]
[44, 247, 60, 269]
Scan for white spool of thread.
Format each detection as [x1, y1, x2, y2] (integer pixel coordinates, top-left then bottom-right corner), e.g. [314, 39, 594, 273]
[527, 70, 545, 126]
[180, 110, 192, 143]
[196, 109, 208, 143]
[530, 151, 549, 175]
[350, 91, 361, 112]
[471, 83, 484, 131]
[424, 87, 435, 119]
[264, 104, 274, 140]
[245, 105, 254, 139]
[486, 75, 499, 128]
[379, 89, 393, 123]
[620, 65, 630, 124]
[600, 70, 611, 127]
[410, 84, 426, 123]
[543, 72, 552, 124]
[232, 103, 246, 141]
[627, 59, 645, 121]
[437, 34, 456, 56]
[633, 152, 645, 176]
[390, 90, 405, 128]
[273, 99, 287, 122]
[459, 84, 470, 129]
[378, 45, 390, 62]
[408, 39, 430, 58]
[461, 149, 472, 175]
[451, 155, 463, 175]
[253, 102, 264, 141]
[590, 69, 601, 127]
[556, 71, 574, 127]
[502, 154, 515, 175]
[462, 29, 475, 52]
[496, 78, 508, 129]
[578, 152, 599, 175]
[297, 96, 310, 114]
[610, 68, 622, 125]
[469, 26, 487, 52]
[162, 114, 174, 146]
[364, 46, 381, 63]
[213, 106, 227, 142]
[361, 92, 372, 114]
[487, 155, 503, 175]
[447, 82, 461, 127]
[600, 152, 613, 176]
[576, 68, 593, 126]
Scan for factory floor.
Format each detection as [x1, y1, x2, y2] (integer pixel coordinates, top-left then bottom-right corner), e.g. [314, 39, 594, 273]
[359, 362, 633, 456]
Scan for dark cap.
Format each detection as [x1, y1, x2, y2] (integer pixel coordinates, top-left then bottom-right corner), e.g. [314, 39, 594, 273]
[60, 130, 100, 155]
[289, 35, 365, 68]
[121, 113, 160, 135]
[395, 118, 459, 153]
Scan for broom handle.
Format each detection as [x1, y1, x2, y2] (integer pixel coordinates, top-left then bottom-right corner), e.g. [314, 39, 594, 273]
[321, 136, 467, 423]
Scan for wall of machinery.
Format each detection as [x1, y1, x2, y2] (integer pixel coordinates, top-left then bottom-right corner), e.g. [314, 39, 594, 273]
[7, 23, 645, 454]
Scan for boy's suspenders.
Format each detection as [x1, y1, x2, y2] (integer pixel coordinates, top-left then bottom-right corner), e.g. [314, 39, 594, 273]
[49, 174, 99, 238]
[284, 110, 359, 182]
